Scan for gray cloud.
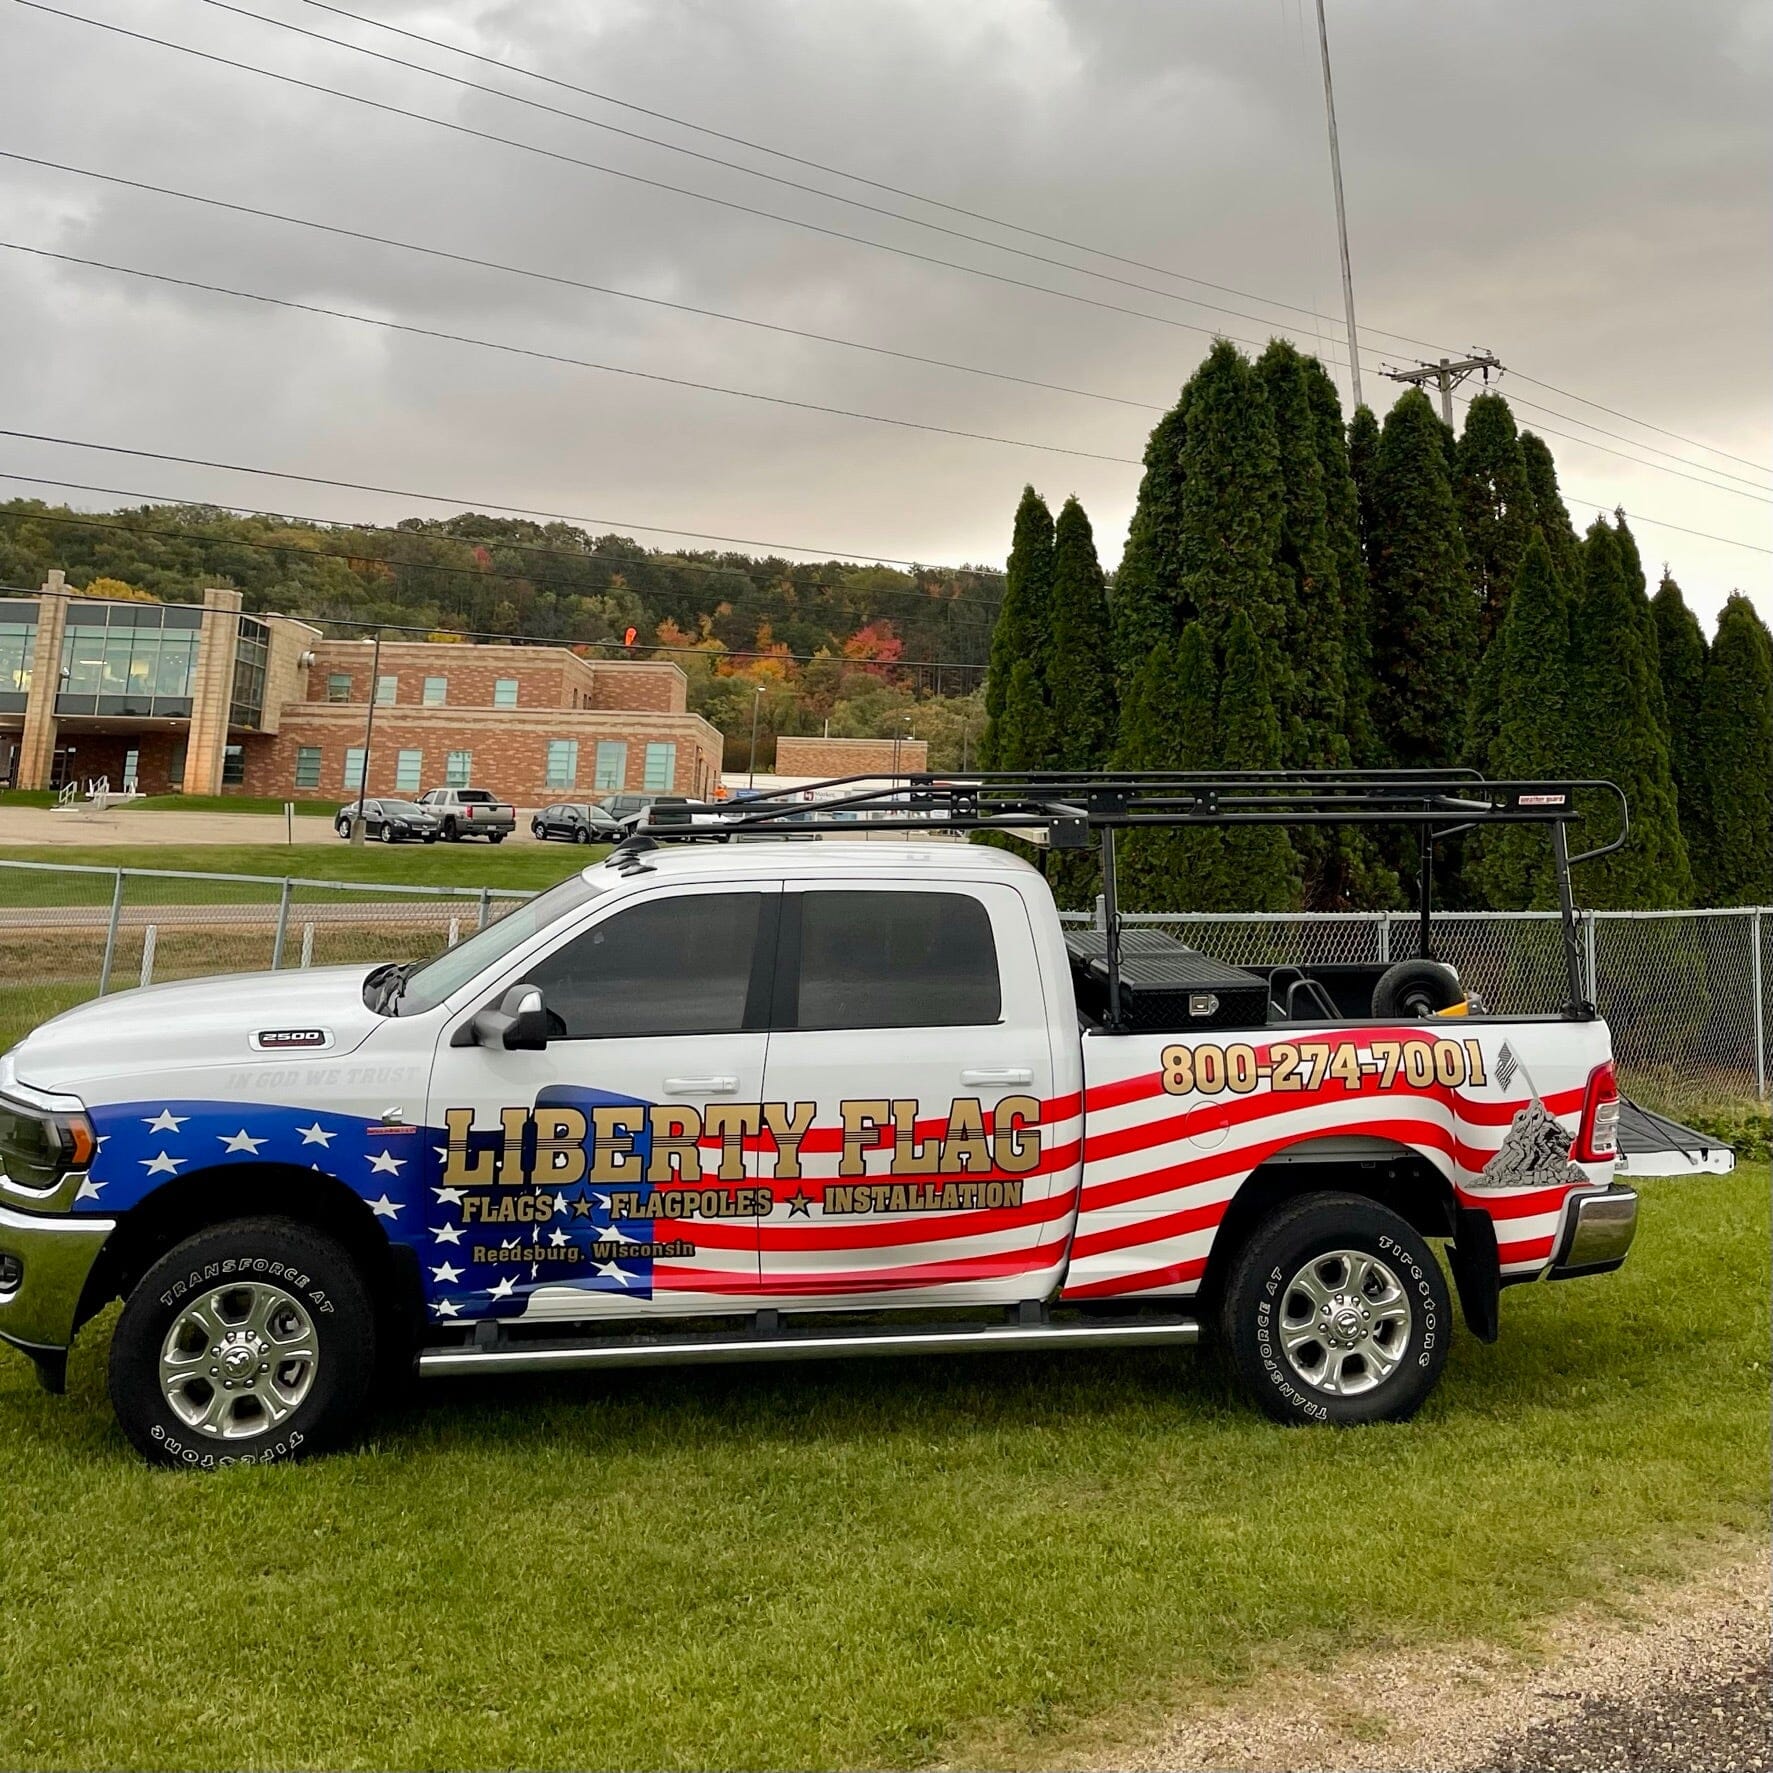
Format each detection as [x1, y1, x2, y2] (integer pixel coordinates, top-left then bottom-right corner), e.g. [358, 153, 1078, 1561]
[1, 0, 1766, 624]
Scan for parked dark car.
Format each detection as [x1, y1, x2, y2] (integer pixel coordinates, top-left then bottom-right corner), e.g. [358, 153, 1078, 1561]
[333, 798, 439, 843]
[597, 792, 661, 833]
[531, 801, 624, 844]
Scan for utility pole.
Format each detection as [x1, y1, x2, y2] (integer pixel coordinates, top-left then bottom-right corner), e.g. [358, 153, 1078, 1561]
[350, 630, 381, 845]
[1314, 0, 1363, 410]
[1381, 351, 1505, 428]
[746, 684, 765, 789]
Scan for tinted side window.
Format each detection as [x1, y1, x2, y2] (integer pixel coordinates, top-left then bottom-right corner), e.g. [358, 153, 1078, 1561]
[524, 893, 764, 1038]
[793, 890, 1001, 1030]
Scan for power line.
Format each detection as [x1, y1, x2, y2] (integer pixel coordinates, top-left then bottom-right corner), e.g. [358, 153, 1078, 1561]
[194, 0, 1422, 359]
[1509, 371, 1772, 478]
[0, 472, 1006, 615]
[0, 240, 1144, 467]
[0, 150, 1164, 417]
[1502, 393, 1773, 495]
[16, 2, 1366, 370]
[0, 426, 1011, 574]
[293, 0, 1457, 359]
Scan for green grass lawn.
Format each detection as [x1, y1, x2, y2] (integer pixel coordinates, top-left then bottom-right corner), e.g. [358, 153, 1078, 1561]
[0, 1167, 1765, 1771]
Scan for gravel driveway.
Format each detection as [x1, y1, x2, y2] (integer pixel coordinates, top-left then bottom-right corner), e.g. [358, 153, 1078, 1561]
[1090, 1546, 1768, 1773]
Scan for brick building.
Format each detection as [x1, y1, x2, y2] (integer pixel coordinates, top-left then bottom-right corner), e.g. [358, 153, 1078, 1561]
[0, 576, 723, 805]
[773, 735, 929, 777]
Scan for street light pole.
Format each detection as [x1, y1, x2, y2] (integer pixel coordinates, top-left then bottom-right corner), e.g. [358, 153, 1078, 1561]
[747, 684, 764, 789]
[351, 631, 381, 845]
[1314, 0, 1364, 410]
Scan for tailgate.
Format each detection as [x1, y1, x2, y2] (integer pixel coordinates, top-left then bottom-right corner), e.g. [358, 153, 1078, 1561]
[1065, 1020, 1615, 1302]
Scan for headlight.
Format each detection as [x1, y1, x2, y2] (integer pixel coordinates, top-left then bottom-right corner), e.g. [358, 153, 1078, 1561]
[0, 1094, 96, 1193]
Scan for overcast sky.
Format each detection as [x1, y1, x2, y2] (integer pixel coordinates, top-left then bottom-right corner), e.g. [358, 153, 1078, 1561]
[2, 0, 1768, 631]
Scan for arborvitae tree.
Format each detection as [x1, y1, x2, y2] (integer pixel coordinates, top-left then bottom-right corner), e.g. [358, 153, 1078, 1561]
[978, 487, 1054, 767]
[1112, 400, 1188, 678]
[1454, 392, 1534, 645]
[1257, 340, 1347, 769]
[1044, 496, 1116, 770]
[1611, 513, 1673, 746]
[1367, 388, 1477, 767]
[1347, 402, 1382, 572]
[992, 657, 1052, 775]
[1175, 342, 1290, 681]
[1209, 609, 1304, 911]
[1650, 574, 1709, 865]
[1519, 430, 1583, 595]
[1565, 520, 1692, 907]
[1692, 593, 1773, 905]
[1468, 532, 1571, 907]
[1112, 628, 1215, 911]
[1309, 365, 1379, 768]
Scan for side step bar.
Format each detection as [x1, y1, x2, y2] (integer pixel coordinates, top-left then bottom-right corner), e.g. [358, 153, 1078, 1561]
[418, 1315, 1201, 1379]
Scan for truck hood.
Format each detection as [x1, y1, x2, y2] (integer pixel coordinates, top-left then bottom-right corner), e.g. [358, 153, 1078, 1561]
[6, 966, 388, 1095]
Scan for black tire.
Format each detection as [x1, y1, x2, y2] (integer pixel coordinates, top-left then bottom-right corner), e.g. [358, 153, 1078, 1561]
[531, 822, 544, 839]
[379, 823, 396, 844]
[576, 826, 591, 844]
[336, 818, 350, 840]
[108, 1217, 377, 1468]
[423, 834, 437, 844]
[488, 831, 505, 845]
[1219, 1192, 1450, 1426]
[1371, 958, 1464, 1018]
[442, 818, 459, 842]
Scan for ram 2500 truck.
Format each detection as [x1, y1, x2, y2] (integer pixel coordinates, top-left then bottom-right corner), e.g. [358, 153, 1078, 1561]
[0, 773, 1637, 1466]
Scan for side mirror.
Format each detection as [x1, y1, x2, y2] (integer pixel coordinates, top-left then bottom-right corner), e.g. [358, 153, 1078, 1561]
[471, 983, 550, 1050]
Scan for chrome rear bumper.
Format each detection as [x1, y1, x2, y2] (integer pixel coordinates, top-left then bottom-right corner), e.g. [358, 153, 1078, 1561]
[1549, 1184, 1638, 1279]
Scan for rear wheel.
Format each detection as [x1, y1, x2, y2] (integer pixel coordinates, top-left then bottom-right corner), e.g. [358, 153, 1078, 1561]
[441, 818, 459, 841]
[488, 831, 505, 844]
[108, 1217, 377, 1467]
[1219, 1192, 1450, 1425]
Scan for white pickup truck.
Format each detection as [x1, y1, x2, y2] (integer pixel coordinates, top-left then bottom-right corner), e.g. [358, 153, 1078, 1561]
[0, 773, 1637, 1467]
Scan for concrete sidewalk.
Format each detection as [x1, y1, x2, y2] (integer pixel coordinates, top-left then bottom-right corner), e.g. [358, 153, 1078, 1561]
[0, 805, 342, 846]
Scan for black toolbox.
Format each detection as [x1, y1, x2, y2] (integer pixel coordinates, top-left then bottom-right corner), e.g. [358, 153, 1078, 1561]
[1063, 928, 1273, 1031]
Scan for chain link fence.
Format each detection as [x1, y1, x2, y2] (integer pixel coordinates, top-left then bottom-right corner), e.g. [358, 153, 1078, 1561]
[0, 860, 1765, 1101]
[1060, 904, 1771, 1101]
[0, 860, 529, 1048]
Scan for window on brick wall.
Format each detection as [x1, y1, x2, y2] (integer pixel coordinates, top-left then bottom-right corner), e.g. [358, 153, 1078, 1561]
[423, 676, 447, 707]
[326, 673, 352, 703]
[446, 749, 472, 787]
[375, 674, 397, 706]
[643, 742, 676, 791]
[344, 747, 367, 790]
[594, 740, 627, 790]
[545, 739, 579, 789]
[396, 749, 423, 792]
[222, 744, 245, 786]
[294, 746, 321, 789]
[494, 678, 518, 708]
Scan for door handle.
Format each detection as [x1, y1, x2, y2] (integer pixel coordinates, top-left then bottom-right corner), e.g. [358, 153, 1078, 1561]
[960, 1067, 1033, 1086]
[665, 1075, 739, 1095]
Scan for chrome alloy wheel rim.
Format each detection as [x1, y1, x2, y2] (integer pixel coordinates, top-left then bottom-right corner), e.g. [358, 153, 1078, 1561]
[1277, 1249, 1411, 1397]
[158, 1282, 319, 1440]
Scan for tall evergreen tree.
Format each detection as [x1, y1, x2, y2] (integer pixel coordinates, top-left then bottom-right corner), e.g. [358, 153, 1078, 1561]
[1564, 520, 1691, 907]
[1650, 573, 1709, 865]
[1211, 609, 1303, 910]
[1308, 365, 1379, 768]
[1044, 496, 1116, 770]
[1692, 593, 1773, 905]
[992, 658, 1052, 776]
[1257, 340, 1347, 770]
[1611, 513, 1673, 746]
[978, 487, 1055, 767]
[1454, 392, 1534, 645]
[1468, 532, 1571, 907]
[1367, 388, 1477, 767]
[1519, 430, 1583, 594]
[1111, 400, 1188, 678]
[1347, 402, 1382, 573]
[1175, 342, 1290, 677]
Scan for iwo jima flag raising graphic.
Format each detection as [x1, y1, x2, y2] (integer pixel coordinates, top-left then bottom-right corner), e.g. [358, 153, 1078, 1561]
[1473, 1041, 1589, 1192]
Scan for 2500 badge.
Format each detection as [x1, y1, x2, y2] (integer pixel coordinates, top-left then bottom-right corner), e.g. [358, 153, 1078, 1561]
[1160, 1037, 1489, 1097]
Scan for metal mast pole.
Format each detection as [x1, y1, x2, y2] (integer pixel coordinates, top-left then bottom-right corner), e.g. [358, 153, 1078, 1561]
[1314, 0, 1363, 410]
[351, 630, 381, 845]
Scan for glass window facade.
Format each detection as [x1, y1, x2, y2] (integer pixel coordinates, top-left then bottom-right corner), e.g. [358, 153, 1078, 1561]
[294, 746, 322, 789]
[396, 749, 423, 792]
[56, 601, 202, 719]
[594, 740, 627, 790]
[422, 676, 447, 707]
[0, 600, 37, 714]
[230, 617, 270, 729]
[344, 747, 367, 790]
[446, 749, 472, 787]
[326, 673, 353, 703]
[221, 744, 246, 786]
[375, 674, 398, 706]
[643, 742, 677, 791]
[545, 739, 578, 789]
[494, 678, 518, 708]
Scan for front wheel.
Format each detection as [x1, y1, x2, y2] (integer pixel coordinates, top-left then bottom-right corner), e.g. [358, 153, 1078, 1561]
[1219, 1192, 1450, 1426]
[108, 1217, 377, 1467]
[379, 824, 396, 844]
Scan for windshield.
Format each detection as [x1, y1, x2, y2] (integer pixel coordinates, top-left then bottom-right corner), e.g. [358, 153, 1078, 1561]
[393, 873, 608, 1014]
[379, 800, 427, 816]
